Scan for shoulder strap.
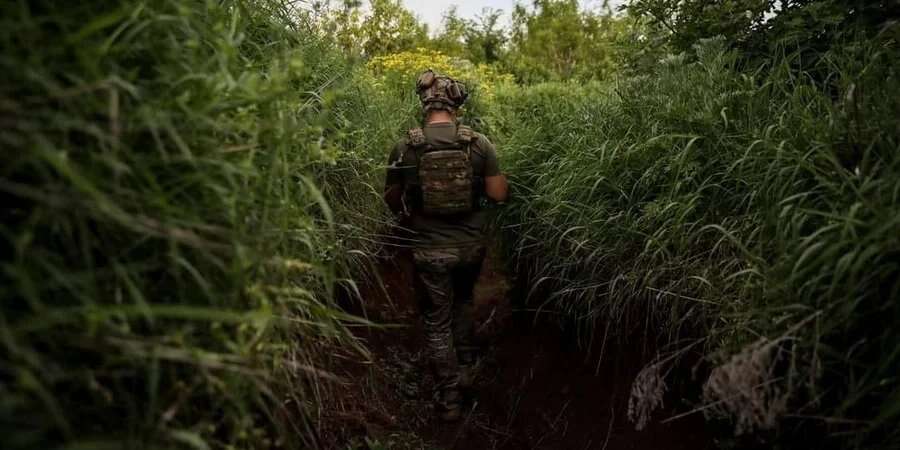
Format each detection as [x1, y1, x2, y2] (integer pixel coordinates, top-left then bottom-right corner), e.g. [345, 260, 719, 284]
[455, 125, 474, 144]
[455, 125, 474, 159]
[407, 128, 426, 147]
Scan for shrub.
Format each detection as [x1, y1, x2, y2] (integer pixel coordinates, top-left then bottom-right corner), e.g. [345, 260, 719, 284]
[0, 0, 394, 448]
[487, 37, 900, 447]
[366, 47, 514, 125]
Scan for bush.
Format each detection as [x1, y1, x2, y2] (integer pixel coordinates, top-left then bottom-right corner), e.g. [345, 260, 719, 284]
[0, 1, 396, 448]
[366, 47, 514, 126]
[487, 37, 900, 447]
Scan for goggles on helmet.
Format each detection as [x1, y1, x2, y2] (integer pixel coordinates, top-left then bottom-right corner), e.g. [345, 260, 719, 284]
[416, 69, 468, 111]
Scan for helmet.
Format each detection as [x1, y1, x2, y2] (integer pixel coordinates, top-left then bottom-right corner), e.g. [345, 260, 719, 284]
[415, 69, 468, 112]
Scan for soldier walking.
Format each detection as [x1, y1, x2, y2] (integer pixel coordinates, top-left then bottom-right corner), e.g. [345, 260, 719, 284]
[384, 70, 509, 421]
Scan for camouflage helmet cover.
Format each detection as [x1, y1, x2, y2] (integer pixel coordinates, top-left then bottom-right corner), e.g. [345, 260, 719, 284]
[416, 69, 468, 112]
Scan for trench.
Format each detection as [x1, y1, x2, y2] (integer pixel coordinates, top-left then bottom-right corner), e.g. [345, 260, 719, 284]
[323, 247, 713, 450]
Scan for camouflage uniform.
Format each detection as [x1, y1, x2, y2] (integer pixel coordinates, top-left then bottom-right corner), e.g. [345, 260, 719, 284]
[384, 71, 501, 419]
[413, 245, 485, 410]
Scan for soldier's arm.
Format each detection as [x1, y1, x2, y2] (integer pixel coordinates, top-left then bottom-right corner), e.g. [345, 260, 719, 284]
[479, 136, 508, 203]
[485, 175, 508, 203]
[384, 143, 405, 214]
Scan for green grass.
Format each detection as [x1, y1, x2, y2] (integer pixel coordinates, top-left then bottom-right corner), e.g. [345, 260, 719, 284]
[5, 1, 899, 448]
[0, 1, 401, 448]
[486, 37, 900, 448]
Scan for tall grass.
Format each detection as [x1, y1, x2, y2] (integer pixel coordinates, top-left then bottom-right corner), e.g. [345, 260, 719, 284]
[487, 37, 900, 447]
[0, 1, 399, 448]
[5, 0, 897, 447]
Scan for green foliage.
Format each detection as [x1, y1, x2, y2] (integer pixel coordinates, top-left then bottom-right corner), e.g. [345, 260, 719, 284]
[319, 0, 428, 57]
[431, 6, 469, 57]
[628, 0, 773, 53]
[365, 47, 513, 129]
[505, 0, 626, 82]
[487, 36, 900, 447]
[626, 0, 900, 72]
[6, 0, 900, 448]
[0, 0, 397, 448]
[320, 0, 630, 82]
[360, 0, 429, 56]
[433, 7, 508, 65]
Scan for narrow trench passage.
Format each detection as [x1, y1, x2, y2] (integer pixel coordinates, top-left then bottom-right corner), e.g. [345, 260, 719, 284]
[327, 248, 713, 450]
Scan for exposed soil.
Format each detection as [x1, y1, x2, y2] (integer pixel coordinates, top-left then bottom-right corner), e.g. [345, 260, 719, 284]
[324, 248, 713, 450]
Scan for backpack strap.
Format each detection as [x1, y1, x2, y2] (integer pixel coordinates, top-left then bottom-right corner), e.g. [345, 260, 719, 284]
[456, 126, 486, 200]
[407, 128, 426, 147]
[404, 127, 428, 168]
[455, 125, 474, 144]
[455, 125, 474, 159]
[409, 125, 473, 147]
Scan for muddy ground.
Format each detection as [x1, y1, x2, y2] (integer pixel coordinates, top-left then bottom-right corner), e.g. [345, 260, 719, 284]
[322, 249, 713, 450]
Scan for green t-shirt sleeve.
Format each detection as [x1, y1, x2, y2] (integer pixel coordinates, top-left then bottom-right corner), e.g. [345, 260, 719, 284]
[385, 141, 404, 187]
[477, 135, 500, 177]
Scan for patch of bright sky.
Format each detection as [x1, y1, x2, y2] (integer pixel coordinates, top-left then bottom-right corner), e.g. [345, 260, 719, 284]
[400, 0, 627, 34]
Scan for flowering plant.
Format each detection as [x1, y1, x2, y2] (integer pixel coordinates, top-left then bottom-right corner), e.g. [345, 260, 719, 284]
[367, 47, 513, 103]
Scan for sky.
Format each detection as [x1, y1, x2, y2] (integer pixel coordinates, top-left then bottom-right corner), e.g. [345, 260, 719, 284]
[401, 0, 626, 33]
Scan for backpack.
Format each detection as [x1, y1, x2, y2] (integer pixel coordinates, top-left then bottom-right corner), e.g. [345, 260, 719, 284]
[406, 125, 476, 216]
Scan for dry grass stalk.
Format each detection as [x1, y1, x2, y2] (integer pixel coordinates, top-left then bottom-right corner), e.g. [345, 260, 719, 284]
[702, 337, 795, 435]
[628, 361, 667, 430]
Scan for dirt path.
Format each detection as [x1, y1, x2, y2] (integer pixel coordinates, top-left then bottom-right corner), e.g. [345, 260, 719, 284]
[325, 249, 712, 449]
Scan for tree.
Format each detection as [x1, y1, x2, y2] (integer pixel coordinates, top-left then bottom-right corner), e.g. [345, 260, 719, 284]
[627, 0, 773, 54]
[325, 0, 365, 55]
[433, 7, 507, 65]
[433, 6, 468, 57]
[505, 0, 623, 82]
[466, 8, 507, 64]
[318, 0, 428, 56]
[626, 0, 900, 66]
[361, 0, 428, 56]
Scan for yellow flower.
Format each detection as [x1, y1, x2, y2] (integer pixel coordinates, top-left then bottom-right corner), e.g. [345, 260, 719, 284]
[366, 48, 513, 102]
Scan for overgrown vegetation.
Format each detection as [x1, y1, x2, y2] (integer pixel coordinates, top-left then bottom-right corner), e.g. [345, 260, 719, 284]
[487, 26, 900, 450]
[0, 1, 401, 448]
[4, 0, 899, 448]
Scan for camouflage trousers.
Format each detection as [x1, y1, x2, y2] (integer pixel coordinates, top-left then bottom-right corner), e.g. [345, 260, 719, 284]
[412, 245, 485, 408]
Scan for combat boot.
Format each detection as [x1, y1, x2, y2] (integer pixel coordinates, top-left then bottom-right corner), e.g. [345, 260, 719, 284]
[435, 387, 462, 422]
[457, 348, 479, 391]
[458, 364, 475, 391]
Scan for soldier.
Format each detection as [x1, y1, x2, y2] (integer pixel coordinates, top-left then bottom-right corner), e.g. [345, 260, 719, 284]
[384, 69, 509, 421]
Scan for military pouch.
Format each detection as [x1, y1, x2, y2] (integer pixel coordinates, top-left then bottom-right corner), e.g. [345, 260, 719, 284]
[418, 148, 474, 216]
